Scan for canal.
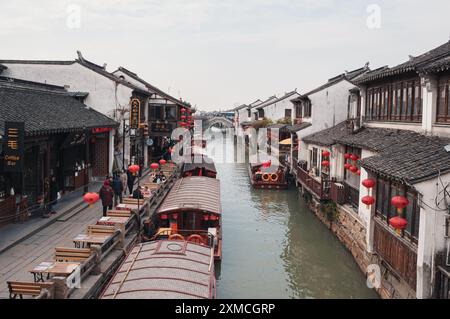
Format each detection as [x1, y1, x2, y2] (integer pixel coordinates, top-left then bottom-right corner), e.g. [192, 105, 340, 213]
[208, 137, 378, 299]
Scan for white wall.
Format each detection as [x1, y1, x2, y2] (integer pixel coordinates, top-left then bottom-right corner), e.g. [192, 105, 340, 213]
[297, 80, 355, 161]
[263, 93, 300, 123]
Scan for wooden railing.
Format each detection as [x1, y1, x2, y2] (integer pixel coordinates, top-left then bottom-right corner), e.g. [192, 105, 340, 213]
[293, 163, 329, 200]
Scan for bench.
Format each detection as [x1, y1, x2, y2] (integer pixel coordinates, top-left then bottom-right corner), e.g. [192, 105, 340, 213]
[7, 281, 55, 299]
[107, 210, 132, 218]
[55, 247, 92, 263]
[87, 225, 116, 236]
[122, 198, 145, 205]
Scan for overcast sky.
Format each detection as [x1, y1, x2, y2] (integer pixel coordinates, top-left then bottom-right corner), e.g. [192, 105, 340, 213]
[1, 0, 449, 111]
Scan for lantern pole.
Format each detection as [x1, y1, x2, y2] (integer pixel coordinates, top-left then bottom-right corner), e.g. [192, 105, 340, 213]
[84, 126, 89, 194]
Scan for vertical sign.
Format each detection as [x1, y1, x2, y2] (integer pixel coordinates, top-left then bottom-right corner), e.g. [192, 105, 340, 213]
[3, 121, 25, 172]
[130, 98, 141, 129]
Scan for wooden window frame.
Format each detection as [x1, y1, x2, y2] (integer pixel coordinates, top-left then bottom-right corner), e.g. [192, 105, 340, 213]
[437, 75, 450, 123]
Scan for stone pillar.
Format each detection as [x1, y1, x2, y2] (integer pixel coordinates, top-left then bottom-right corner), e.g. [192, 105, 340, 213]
[359, 86, 367, 121]
[421, 75, 438, 134]
[108, 129, 115, 174]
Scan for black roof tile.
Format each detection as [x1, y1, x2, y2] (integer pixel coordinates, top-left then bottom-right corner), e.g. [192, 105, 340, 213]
[302, 121, 350, 146]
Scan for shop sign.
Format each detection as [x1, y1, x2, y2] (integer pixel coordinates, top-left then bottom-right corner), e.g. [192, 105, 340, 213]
[130, 98, 141, 129]
[151, 123, 172, 133]
[92, 127, 112, 134]
[3, 121, 24, 172]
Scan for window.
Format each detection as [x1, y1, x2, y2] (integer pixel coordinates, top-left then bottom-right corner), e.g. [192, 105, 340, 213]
[285, 109, 292, 119]
[437, 75, 450, 123]
[295, 103, 302, 119]
[247, 109, 251, 118]
[375, 178, 420, 242]
[304, 100, 312, 117]
[165, 106, 176, 120]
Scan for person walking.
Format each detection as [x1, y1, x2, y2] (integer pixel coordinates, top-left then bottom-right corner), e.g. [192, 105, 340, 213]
[126, 168, 136, 195]
[120, 169, 128, 195]
[99, 180, 114, 216]
[112, 172, 123, 207]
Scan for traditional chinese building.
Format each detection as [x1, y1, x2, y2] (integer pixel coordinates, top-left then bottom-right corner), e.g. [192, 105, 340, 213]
[0, 77, 118, 226]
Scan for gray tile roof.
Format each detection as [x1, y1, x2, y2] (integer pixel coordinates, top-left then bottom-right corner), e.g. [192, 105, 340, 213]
[335, 127, 450, 185]
[302, 121, 350, 146]
[0, 80, 118, 136]
[287, 122, 312, 133]
[357, 40, 450, 84]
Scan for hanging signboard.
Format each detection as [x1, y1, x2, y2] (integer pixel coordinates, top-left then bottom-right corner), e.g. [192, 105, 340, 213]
[130, 98, 141, 129]
[151, 123, 172, 133]
[3, 121, 25, 173]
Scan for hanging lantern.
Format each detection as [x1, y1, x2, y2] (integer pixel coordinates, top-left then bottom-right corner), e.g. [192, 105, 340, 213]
[344, 153, 352, 160]
[389, 216, 408, 234]
[180, 122, 187, 127]
[350, 154, 360, 161]
[181, 115, 186, 120]
[128, 165, 140, 175]
[150, 163, 159, 170]
[362, 179, 376, 189]
[172, 214, 178, 220]
[181, 108, 186, 113]
[210, 215, 218, 221]
[349, 166, 358, 174]
[344, 163, 352, 170]
[160, 214, 168, 220]
[321, 160, 330, 168]
[362, 195, 375, 209]
[357, 170, 361, 176]
[83, 192, 99, 207]
[322, 150, 331, 157]
[159, 159, 167, 166]
[391, 196, 409, 213]
[203, 215, 210, 221]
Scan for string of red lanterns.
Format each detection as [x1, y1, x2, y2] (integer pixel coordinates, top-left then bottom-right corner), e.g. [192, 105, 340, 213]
[321, 150, 331, 169]
[361, 178, 375, 209]
[390, 196, 409, 234]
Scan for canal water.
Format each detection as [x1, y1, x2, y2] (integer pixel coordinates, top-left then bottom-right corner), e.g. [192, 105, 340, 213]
[208, 137, 378, 299]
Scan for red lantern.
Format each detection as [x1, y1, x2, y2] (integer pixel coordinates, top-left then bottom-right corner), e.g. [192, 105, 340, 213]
[344, 163, 352, 170]
[357, 170, 361, 176]
[210, 215, 218, 221]
[151, 163, 159, 170]
[362, 179, 376, 189]
[344, 153, 352, 160]
[180, 122, 187, 127]
[391, 196, 409, 213]
[172, 214, 178, 220]
[389, 216, 408, 232]
[362, 195, 375, 208]
[321, 160, 330, 167]
[161, 214, 168, 220]
[181, 115, 186, 120]
[128, 165, 140, 175]
[159, 159, 167, 166]
[350, 154, 359, 161]
[83, 192, 99, 206]
[322, 151, 331, 157]
[181, 108, 186, 113]
[203, 215, 210, 221]
[349, 166, 358, 173]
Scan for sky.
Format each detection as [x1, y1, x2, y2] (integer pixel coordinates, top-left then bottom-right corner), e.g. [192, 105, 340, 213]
[1, 0, 449, 111]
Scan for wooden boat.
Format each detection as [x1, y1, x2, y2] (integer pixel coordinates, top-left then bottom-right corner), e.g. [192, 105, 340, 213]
[181, 156, 217, 178]
[100, 240, 216, 299]
[149, 176, 222, 260]
[248, 162, 288, 190]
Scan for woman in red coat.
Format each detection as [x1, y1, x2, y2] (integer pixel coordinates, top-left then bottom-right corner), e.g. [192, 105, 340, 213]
[99, 180, 114, 216]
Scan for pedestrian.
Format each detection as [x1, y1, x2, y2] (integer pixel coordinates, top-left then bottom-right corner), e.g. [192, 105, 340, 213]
[132, 187, 144, 199]
[99, 180, 114, 216]
[120, 169, 128, 195]
[49, 175, 58, 214]
[112, 172, 123, 206]
[126, 168, 136, 195]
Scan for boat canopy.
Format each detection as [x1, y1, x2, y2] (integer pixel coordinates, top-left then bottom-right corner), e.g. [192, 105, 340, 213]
[101, 240, 215, 299]
[157, 177, 221, 215]
[182, 157, 217, 174]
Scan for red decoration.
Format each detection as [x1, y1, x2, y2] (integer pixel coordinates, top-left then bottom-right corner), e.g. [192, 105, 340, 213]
[128, 165, 140, 175]
[203, 215, 210, 221]
[150, 163, 159, 170]
[344, 153, 352, 159]
[322, 151, 331, 157]
[180, 122, 187, 127]
[362, 195, 375, 208]
[159, 159, 167, 166]
[391, 196, 409, 212]
[344, 163, 352, 170]
[181, 108, 186, 113]
[321, 161, 330, 167]
[362, 179, 376, 189]
[350, 154, 359, 161]
[349, 166, 358, 173]
[161, 214, 168, 220]
[172, 214, 178, 220]
[181, 115, 186, 120]
[83, 192, 99, 206]
[389, 216, 408, 231]
[262, 160, 272, 168]
[210, 215, 218, 221]
[356, 170, 361, 176]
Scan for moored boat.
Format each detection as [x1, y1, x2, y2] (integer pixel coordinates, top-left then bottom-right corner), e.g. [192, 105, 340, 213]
[148, 176, 223, 260]
[248, 162, 288, 190]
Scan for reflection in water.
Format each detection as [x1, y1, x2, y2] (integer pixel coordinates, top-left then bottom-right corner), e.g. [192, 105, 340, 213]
[210, 138, 377, 299]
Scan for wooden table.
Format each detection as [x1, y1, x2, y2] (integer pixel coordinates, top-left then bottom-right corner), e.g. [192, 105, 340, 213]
[116, 203, 140, 211]
[97, 216, 129, 227]
[73, 234, 111, 248]
[30, 261, 80, 283]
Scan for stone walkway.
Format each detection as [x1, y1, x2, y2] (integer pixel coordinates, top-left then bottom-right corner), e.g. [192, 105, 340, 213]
[0, 199, 104, 299]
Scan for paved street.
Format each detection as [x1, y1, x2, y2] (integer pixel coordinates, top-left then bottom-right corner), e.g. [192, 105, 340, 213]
[0, 201, 103, 299]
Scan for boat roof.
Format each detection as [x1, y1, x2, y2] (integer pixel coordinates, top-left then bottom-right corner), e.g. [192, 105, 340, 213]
[157, 177, 221, 215]
[182, 158, 217, 174]
[101, 240, 215, 299]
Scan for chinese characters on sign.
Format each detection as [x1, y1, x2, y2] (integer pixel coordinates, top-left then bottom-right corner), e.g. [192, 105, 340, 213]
[151, 123, 172, 133]
[3, 121, 24, 172]
[130, 98, 141, 129]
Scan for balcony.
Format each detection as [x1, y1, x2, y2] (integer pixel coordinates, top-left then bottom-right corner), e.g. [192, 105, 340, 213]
[293, 162, 329, 200]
